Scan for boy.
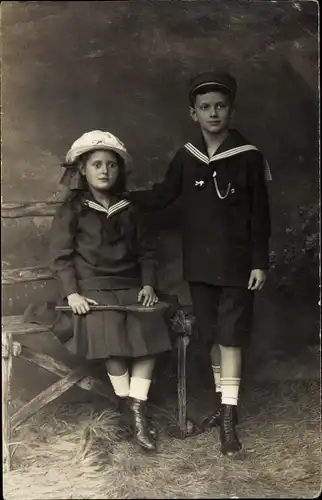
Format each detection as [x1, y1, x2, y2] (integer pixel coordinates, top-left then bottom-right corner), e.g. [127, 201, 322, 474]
[123, 71, 271, 456]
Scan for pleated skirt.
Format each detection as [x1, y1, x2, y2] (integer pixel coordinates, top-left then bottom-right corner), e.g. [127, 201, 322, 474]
[52, 288, 173, 360]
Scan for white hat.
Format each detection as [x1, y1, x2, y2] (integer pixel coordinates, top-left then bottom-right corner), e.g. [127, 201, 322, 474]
[64, 130, 132, 172]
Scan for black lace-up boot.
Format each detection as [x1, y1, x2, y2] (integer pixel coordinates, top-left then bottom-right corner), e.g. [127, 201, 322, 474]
[220, 404, 242, 456]
[201, 404, 223, 430]
[117, 397, 158, 440]
[201, 393, 238, 431]
[128, 397, 157, 451]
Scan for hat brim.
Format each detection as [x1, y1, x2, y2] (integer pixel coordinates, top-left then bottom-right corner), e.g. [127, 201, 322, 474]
[190, 81, 234, 98]
[65, 145, 132, 172]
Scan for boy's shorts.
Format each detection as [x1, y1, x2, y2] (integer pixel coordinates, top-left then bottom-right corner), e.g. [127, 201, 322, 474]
[189, 282, 254, 347]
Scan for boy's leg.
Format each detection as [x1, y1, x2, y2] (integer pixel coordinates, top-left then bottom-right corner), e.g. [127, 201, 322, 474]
[220, 345, 242, 406]
[217, 287, 254, 456]
[128, 355, 157, 451]
[210, 343, 222, 394]
[200, 343, 223, 429]
[189, 283, 221, 423]
[218, 345, 242, 456]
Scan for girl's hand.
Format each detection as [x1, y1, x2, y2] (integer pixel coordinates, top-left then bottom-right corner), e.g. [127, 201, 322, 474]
[138, 286, 159, 307]
[248, 269, 267, 291]
[67, 293, 99, 315]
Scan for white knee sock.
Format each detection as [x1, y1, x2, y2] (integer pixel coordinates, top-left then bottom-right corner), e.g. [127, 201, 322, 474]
[107, 370, 130, 398]
[129, 377, 151, 401]
[221, 377, 240, 406]
[212, 365, 221, 393]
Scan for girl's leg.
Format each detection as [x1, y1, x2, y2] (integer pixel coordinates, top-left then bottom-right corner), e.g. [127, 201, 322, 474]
[105, 357, 130, 398]
[129, 355, 156, 401]
[128, 355, 157, 451]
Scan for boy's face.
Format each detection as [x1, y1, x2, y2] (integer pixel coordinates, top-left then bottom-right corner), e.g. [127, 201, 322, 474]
[79, 150, 119, 191]
[190, 91, 234, 135]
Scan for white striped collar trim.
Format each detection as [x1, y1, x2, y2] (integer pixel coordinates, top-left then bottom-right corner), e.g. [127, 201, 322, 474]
[209, 145, 260, 162]
[108, 200, 131, 218]
[185, 143, 209, 164]
[185, 142, 260, 163]
[184, 142, 272, 181]
[83, 199, 108, 213]
[82, 198, 131, 218]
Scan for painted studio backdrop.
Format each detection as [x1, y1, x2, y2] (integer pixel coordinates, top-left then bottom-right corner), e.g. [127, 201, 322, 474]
[2, 1, 319, 402]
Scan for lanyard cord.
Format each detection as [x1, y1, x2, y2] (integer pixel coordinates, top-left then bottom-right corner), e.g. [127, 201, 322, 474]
[213, 173, 231, 200]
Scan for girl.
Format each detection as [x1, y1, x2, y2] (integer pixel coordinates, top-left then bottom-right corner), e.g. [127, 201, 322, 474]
[50, 130, 173, 452]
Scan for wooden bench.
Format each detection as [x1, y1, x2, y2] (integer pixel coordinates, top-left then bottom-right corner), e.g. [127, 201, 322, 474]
[2, 201, 196, 472]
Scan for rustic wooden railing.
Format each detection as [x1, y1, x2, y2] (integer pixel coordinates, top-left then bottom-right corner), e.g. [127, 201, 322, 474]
[1, 201, 62, 218]
[2, 201, 197, 472]
[2, 266, 53, 285]
[2, 202, 61, 284]
[1, 201, 113, 472]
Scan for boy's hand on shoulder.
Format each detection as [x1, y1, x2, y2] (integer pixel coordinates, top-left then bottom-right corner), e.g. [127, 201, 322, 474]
[67, 293, 99, 315]
[248, 269, 267, 291]
[138, 286, 159, 307]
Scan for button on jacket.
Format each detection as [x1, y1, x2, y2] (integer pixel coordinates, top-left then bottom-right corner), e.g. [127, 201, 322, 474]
[126, 129, 271, 288]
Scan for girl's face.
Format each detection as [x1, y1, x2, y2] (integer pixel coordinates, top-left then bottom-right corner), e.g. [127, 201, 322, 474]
[79, 150, 120, 191]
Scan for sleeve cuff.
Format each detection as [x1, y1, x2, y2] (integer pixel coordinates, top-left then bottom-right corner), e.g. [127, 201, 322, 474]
[141, 263, 157, 289]
[58, 273, 79, 298]
[251, 251, 270, 270]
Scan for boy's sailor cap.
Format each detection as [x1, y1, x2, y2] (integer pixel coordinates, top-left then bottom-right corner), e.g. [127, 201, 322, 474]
[64, 130, 132, 171]
[189, 71, 237, 102]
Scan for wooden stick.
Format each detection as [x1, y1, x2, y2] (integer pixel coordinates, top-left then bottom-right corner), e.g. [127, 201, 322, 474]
[18, 346, 117, 406]
[56, 303, 169, 313]
[2, 332, 13, 472]
[11, 368, 85, 431]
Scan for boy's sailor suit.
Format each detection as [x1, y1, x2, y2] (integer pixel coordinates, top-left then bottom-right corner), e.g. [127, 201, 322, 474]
[125, 129, 272, 346]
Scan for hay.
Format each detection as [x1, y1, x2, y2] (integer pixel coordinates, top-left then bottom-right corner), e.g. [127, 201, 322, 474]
[3, 379, 321, 499]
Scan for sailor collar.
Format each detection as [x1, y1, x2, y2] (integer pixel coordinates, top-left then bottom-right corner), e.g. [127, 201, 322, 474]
[184, 130, 272, 181]
[81, 195, 131, 219]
